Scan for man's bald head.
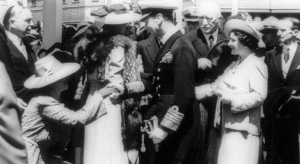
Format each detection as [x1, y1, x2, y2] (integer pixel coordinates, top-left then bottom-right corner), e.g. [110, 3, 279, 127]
[198, 1, 221, 18]
[3, 6, 33, 38]
[197, 1, 222, 34]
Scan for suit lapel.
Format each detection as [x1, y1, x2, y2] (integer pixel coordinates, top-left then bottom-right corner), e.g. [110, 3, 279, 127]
[154, 31, 182, 66]
[273, 49, 284, 80]
[7, 39, 33, 73]
[193, 29, 209, 58]
[286, 44, 300, 80]
[145, 37, 159, 61]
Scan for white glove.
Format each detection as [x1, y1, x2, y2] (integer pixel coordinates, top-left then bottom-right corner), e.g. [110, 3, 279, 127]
[195, 84, 214, 100]
[198, 58, 212, 70]
[148, 127, 168, 144]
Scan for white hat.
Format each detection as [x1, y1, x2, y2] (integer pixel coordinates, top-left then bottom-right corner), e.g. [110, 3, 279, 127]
[138, 0, 178, 10]
[182, 6, 199, 22]
[24, 55, 80, 89]
[91, 3, 141, 25]
[224, 19, 260, 41]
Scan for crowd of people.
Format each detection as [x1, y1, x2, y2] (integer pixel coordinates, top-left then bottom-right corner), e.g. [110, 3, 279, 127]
[0, 0, 300, 164]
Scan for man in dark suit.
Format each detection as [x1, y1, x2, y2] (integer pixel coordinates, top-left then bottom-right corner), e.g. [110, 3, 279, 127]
[138, 1, 201, 163]
[3, 6, 37, 104]
[264, 17, 300, 164]
[0, 25, 27, 164]
[183, 2, 228, 163]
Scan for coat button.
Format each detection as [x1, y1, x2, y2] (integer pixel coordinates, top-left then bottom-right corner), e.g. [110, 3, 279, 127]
[157, 77, 160, 80]
[157, 68, 161, 72]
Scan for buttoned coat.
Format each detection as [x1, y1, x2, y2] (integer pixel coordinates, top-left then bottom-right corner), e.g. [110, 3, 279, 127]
[145, 30, 201, 163]
[7, 37, 37, 103]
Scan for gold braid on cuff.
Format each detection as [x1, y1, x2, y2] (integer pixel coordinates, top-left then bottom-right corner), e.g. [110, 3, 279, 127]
[161, 106, 184, 131]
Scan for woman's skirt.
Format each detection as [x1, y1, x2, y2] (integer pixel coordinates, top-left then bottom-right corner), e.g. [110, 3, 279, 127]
[84, 98, 128, 164]
[218, 129, 259, 164]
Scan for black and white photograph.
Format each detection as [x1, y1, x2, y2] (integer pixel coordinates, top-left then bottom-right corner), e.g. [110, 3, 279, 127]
[0, 0, 299, 163]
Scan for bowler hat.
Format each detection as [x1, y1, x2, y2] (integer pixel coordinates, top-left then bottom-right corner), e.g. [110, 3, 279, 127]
[24, 55, 80, 89]
[224, 19, 260, 41]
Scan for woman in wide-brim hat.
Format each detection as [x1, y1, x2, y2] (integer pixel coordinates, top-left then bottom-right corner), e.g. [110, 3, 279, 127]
[21, 55, 116, 164]
[84, 3, 144, 164]
[195, 19, 268, 164]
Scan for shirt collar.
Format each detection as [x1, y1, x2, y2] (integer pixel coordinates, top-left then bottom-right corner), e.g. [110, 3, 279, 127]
[160, 26, 179, 44]
[5, 30, 23, 46]
[203, 28, 219, 44]
[287, 41, 298, 54]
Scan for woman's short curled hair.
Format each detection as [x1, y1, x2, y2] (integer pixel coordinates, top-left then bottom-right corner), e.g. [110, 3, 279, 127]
[232, 30, 259, 50]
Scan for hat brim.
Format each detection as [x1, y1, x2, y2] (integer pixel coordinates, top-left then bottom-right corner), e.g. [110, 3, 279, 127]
[138, 1, 178, 10]
[224, 19, 260, 41]
[24, 63, 80, 89]
[73, 24, 91, 38]
[185, 18, 198, 22]
[105, 11, 142, 24]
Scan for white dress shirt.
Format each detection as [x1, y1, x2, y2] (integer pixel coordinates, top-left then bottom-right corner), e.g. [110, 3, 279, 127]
[282, 42, 298, 78]
[5, 30, 28, 61]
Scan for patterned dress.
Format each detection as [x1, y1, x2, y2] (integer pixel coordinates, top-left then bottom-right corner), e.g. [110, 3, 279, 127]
[22, 92, 106, 164]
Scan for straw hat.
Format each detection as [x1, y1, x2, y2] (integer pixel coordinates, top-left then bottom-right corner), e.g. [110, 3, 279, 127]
[138, 0, 178, 10]
[24, 55, 80, 89]
[224, 19, 260, 41]
[91, 3, 141, 25]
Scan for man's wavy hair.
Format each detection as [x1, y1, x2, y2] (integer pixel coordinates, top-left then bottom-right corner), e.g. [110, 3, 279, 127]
[232, 30, 259, 50]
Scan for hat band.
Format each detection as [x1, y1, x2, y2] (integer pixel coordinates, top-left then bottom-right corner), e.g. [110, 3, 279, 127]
[263, 25, 278, 29]
[35, 66, 53, 77]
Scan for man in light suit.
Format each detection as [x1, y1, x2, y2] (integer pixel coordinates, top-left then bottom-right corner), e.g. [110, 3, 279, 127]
[3, 6, 37, 104]
[264, 17, 300, 164]
[0, 24, 27, 164]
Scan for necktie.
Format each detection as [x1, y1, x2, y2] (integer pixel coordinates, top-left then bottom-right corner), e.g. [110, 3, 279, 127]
[283, 46, 290, 63]
[209, 35, 214, 48]
[156, 38, 163, 49]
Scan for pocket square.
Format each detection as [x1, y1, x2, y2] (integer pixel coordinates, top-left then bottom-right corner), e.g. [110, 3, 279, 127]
[297, 65, 300, 70]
